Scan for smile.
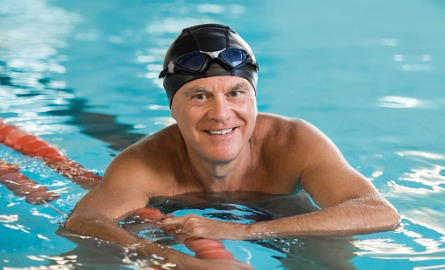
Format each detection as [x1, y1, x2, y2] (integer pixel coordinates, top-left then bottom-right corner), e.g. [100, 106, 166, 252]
[205, 127, 236, 135]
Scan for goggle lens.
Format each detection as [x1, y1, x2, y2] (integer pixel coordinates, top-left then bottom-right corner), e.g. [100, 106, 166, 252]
[220, 49, 247, 67]
[178, 53, 208, 71]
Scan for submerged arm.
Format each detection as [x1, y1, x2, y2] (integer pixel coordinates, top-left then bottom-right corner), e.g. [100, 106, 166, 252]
[246, 126, 400, 239]
[243, 193, 399, 239]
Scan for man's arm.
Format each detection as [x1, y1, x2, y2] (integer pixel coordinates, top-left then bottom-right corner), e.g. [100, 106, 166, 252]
[65, 147, 250, 269]
[162, 120, 399, 239]
[245, 120, 399, 238]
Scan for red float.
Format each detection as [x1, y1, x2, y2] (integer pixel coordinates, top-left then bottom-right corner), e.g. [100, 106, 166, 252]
[0, 160, 59, 204]
[0, 119, 100, 189]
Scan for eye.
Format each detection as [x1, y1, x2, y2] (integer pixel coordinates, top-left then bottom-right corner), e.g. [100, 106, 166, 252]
[192, 93, 207, 100]
[229, 90, 243, 97]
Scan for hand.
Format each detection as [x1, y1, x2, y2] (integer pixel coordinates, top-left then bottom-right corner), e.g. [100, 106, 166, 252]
[161, 214, 249, 241]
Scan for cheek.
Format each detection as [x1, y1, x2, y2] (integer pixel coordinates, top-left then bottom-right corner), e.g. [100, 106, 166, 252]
[176, 109, 201, 131]
[242, 98, 257, 119]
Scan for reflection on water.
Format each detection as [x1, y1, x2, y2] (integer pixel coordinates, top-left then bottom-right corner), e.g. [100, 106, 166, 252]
[48, 98, 145, 151]
[0, 0, 77, 129]
[0, 0, 77, 91]
[1, 0, 445, 269]
[353, 149, 445, 268]
[377, 96, 422, 108]
[397, 151, 445, 161]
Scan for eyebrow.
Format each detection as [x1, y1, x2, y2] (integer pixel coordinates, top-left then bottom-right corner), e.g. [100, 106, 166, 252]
[183, 86, 209, 97]
[230, 83, 248, 92]
[183, 82, 249, 97]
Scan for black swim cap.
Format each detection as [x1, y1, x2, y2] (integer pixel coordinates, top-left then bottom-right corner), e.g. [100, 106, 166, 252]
[159, 24, 259, 106]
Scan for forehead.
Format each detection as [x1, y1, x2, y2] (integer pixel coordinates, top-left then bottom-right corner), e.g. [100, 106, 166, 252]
[178, 76, 253, 94]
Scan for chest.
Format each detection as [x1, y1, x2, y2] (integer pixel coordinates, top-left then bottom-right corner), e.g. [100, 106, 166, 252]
[241, 165, 300, 194]
[170, 165, 300, 196]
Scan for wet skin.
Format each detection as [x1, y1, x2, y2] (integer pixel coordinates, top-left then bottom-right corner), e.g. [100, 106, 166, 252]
[170, 76, 259, 190]
[171, 76, 257, 163]
[66, 76, 399, 269]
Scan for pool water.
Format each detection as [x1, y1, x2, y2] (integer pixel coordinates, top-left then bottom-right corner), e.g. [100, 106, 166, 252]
[1, 0, 445, 269]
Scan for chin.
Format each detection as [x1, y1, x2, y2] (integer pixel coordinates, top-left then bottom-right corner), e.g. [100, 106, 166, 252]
[202, 148, 240, 163]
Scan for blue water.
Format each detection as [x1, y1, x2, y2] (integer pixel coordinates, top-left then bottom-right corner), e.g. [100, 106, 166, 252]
[1, 0, 445, 269]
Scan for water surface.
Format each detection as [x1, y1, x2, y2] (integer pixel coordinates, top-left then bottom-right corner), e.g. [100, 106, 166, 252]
[1, 0, 445, 269]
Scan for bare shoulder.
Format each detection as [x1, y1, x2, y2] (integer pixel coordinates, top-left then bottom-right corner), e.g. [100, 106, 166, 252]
[253, 114, 340, 176]
[125, 124, 183, 166]
[101, 124, 184, 196]
[68, 125, 184, 220]
[255, 113, 326, 150]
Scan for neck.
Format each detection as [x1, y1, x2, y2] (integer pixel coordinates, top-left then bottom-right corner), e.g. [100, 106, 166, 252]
[187, 143, 253, 192]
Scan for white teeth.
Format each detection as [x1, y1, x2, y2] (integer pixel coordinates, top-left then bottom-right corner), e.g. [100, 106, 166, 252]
[208, 128, 234, 135]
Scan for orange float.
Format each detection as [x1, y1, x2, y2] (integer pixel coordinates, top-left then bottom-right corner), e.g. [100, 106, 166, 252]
[0, 160, 59, 204]
[0, 119, 101, 189]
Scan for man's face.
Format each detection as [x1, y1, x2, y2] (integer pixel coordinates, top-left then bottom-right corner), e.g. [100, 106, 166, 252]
[171, 76, 258, 163]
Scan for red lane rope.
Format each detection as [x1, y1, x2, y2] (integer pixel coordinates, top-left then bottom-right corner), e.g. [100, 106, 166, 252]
[0, 118, 238, 262]
[0, 119, 101, 190]
[0, 160, 59, 204]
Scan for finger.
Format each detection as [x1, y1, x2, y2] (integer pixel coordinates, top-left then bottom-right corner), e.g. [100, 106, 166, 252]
[161, 224, 190, 244]
[162, 224, 180, 232]
[161, 215, 189, 225]
[160, 213, 174, 220]
[170, 230, 192, 244]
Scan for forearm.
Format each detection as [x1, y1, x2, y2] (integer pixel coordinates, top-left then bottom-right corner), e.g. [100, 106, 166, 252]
[243, 197, 399, 239]
[65, 213, 200, 269]
[65, 213, 139, 245]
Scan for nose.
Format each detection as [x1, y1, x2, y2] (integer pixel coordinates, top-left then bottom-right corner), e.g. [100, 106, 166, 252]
[207, 96, 231, 122]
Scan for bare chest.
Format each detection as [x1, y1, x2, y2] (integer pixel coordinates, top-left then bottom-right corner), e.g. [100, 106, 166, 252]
[164, 164, 300, 196]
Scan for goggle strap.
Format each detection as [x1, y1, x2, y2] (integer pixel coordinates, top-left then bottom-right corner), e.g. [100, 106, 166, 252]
[167, 61, 175, 74]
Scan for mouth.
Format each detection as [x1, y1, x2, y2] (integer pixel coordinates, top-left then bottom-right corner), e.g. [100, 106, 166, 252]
[204, 127, 237, 136]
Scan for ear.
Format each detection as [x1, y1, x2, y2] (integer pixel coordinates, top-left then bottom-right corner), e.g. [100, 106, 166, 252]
[170, 104, 177, 120]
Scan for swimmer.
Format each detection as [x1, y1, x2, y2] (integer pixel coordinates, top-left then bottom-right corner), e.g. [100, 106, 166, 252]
[66, 24, 399, 269]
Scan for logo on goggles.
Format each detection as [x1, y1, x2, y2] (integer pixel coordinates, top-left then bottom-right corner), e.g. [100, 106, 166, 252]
[159, 48, 258, 78]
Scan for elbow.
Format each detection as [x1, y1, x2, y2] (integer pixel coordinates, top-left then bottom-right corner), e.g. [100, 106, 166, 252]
[64, 214, 82, 233]
[358, 196, 400, 232]
[384, 204, 400, 230]
[370, 198, 400, 231]
[64, 212, 95, 234]
[64, 211, 115, 236]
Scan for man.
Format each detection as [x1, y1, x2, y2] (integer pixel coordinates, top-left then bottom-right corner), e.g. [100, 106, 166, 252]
[66, 24, 399, 269]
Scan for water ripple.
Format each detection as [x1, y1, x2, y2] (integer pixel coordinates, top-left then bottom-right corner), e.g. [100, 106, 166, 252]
[377, 96, 422, 108]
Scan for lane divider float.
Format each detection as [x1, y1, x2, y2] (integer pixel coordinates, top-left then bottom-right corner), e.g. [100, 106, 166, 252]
[0, 119, 101, 190]
[0, 159, 59, 204]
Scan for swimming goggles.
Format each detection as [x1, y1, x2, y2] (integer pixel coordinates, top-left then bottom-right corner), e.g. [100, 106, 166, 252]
[159, 48, 258, 78]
